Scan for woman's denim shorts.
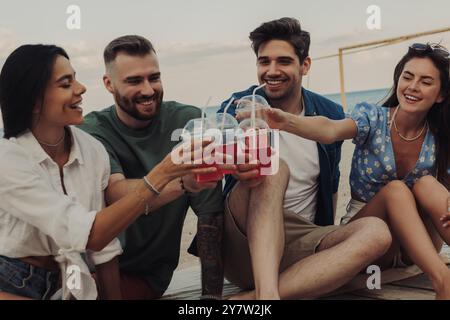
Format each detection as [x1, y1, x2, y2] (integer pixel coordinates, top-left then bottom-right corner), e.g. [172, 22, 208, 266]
[0, 255, 60, 300]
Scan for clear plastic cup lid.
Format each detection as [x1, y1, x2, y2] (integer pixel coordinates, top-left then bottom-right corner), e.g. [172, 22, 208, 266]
[236, 94, 270, 112]
[208, 113, 239, 130]
[181, 118, 212, 140]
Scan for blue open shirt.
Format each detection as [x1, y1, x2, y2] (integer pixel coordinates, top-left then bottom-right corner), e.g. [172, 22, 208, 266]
[218, 86, 345, 226]
[348, 102, 436, 202]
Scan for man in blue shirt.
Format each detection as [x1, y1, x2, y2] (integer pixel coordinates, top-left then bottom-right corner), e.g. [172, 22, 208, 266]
[219, 17, 392, 300]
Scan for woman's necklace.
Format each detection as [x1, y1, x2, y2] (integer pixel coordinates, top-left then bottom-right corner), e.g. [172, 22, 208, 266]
[390, 105, 427, 142]
[37, 130, 66, 147]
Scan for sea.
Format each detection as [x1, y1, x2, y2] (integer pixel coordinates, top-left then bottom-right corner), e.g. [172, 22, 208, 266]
[0, 88, 390, 138]
[324, 87, 390, 113]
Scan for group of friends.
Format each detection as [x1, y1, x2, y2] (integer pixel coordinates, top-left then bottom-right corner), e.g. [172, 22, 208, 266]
[0, 17, 449, 300]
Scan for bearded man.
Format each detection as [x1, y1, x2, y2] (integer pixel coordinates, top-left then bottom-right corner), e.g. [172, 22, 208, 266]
[79, 35, 225, 300]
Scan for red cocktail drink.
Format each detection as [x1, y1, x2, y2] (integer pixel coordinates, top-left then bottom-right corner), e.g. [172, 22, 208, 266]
[243, 129, 272, 176]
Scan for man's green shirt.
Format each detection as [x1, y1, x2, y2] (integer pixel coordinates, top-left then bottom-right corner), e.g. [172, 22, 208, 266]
[79, 101, 223, 295]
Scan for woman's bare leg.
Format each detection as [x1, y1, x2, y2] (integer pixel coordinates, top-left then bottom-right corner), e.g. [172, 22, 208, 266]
[412, 176, 449, 250]
[349, 180, 450, 299]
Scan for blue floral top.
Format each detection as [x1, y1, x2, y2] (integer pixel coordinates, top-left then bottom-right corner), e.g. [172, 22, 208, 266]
[348, 102, 436, 202]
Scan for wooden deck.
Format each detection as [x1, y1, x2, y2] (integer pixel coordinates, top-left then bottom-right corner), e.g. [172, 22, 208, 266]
[322, 272, 438, 300]
[163, 247, 450, 300]
[322, 246, 450, 300]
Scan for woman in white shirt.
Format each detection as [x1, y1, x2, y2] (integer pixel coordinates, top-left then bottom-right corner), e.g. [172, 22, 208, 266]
[0, 44, 216, 300]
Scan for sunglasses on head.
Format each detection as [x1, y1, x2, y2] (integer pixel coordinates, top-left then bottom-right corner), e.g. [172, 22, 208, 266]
[409, 43, 450, 59]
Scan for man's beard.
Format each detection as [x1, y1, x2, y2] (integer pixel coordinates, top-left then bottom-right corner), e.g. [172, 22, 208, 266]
[264, 84, 295, 105]
[114, 91, 163, 121]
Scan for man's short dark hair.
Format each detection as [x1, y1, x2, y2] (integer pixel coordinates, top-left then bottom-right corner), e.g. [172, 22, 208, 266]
[249, 17, 310, 63]
[103, 35, 156, 65]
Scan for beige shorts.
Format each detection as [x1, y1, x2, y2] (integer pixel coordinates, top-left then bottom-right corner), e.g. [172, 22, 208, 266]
[341, 198, 411, 268]
[340, 198, 366, 225]
[223, 186, 341, 290]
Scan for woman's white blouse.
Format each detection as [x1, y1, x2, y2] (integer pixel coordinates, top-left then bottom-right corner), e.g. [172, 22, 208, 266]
[0, 127, 122, 300]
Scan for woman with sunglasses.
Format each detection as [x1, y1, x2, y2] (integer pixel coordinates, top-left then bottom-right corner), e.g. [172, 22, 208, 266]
[0, 44, 216, 300]
[241, 43, 450, 298]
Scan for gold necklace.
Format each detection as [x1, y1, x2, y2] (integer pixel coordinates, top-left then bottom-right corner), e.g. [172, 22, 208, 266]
[391, 106, 427, 142]
[37, 130, 66, 147]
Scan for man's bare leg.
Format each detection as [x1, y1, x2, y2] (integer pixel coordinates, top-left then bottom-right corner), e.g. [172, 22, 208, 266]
[231, 217, 391, 300]
[228, 160, 290, 299]
[277, 216, 391, 299]
[247, 161, 289, 299]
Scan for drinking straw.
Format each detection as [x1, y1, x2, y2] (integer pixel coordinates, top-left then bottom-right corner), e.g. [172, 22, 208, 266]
[251, 83, 267, 128]
[201, 96, 212, 140]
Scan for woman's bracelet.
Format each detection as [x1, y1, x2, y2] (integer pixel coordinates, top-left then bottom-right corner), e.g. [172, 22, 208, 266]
[143, 176, 161, 196]
[133, 187, 150, 216]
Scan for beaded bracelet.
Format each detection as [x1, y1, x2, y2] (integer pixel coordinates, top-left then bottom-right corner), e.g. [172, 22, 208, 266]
[134, 187, 150, 216]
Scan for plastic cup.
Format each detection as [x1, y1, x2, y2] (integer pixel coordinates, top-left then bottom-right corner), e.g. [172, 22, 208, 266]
[182, 118, 224, 183]
[238, 118, 273, 177]
[207, 112, 239, 174]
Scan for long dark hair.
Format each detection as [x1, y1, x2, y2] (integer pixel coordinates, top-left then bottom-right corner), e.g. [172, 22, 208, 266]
[0, 44, 69, 138]
[383, 44, 450, 188]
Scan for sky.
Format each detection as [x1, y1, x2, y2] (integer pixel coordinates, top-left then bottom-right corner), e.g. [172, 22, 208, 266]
[0, 0, 449, 125]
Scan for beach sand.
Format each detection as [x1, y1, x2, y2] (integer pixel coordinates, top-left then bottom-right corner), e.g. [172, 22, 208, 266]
[177, 140, 355, 270]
